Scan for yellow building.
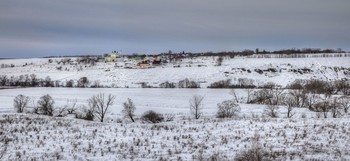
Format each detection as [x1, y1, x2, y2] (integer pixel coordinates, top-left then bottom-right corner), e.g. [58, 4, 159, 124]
[105, 52, 118, 62]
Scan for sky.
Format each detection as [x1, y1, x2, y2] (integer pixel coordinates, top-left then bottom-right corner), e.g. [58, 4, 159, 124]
[0, 0, 349, 58]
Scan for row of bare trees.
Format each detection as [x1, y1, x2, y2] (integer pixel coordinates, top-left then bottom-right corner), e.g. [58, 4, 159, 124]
[14, 93, 118, 122]
[236, 84, 350, 118]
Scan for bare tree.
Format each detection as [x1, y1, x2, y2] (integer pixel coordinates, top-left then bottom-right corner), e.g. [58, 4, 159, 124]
[314, 99, 331, 118]
[230, 89, 239, 103]
[189, 95, 205, 119]
[122, 98, 136, 122]
[37, 94, 55, 116]
[0, 75, 7, 86]
[264, 104, 280, 118]
[289, 89, 307, 108]
[271, 87, 285, 105]
[13, 94, 30, 113]
[216, 100, 241, 118]
[306, 93, 318, 110]
[246, 89, 253, 103]
[283, 95, 295, 118]
[88, 93, 116, 122]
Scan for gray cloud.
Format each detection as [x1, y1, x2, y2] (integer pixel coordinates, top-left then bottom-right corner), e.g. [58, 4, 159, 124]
[0, 0, 349, 58]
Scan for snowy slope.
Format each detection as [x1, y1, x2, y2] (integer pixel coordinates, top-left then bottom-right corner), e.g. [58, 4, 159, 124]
[1, 54, 349, 88]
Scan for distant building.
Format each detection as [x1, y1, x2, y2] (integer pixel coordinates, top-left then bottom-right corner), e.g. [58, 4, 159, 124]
[105, 51, 119, 62]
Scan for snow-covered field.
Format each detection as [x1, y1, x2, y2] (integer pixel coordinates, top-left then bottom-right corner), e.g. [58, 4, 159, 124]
[0, 88, 350, 160]
[1, 113, 350, 161]
[1, 54, 350, 160]
[0, 88, 233, 116]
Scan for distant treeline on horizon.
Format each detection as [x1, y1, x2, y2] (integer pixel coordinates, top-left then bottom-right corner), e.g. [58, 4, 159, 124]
[42, 48, 347, 58]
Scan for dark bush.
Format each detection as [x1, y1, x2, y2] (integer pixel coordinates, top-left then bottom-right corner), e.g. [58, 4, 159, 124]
[254, 69, 263, 74]
[77, 77, 89, 88]
[141, 110, 164, 123]
[208, 79, 231, 88]
[66, 80, 74, 87]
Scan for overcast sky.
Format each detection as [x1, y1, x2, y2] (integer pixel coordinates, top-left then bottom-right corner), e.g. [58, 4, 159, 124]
[1, 0, 349, 58]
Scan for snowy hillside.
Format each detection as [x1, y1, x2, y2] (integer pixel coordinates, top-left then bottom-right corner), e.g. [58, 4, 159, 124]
[1, 54, 349, 88]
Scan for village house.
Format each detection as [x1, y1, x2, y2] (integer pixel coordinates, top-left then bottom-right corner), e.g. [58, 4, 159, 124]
[105, 51, 119, 62]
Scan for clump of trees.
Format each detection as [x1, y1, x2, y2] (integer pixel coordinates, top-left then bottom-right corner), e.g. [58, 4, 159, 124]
[0, 74, 93, 88]
[159, 79, 200, 88]
[34, 94, 55, 116]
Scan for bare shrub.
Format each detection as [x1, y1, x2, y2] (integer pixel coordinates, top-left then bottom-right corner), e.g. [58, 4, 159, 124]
[122, 98, 136, 122]
[235, 132, 264, 161]
[313, 100, 331, 118]
[330, 98, 342, 118]
[54, 106, 68, 117]
[36, 94, 55, 116]
[65, 99, 78, 114]
[141, 110, 164, 123]
[75, 105, 95, 121]
[264, 104, 279, 118]
[339, 96, 350, 113]
[189, 95, 204, 119]
[250, 89, 272, 104]
[88, 93, 116, 122]
[334, 80, 350, 95]
[164, 113, 175, 122]
[216, 100, 241, 118]
[13, 94, 30, 113]
[306, 93, 319, 110]
[216, 56, 223, 66]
